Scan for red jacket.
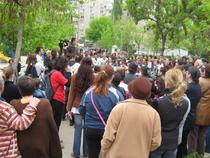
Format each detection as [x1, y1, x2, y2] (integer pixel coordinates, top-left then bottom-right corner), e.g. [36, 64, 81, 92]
[50, 71, 68, 104]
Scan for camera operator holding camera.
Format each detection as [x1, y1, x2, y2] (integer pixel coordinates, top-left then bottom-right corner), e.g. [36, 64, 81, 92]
[59, 37, 79, 57]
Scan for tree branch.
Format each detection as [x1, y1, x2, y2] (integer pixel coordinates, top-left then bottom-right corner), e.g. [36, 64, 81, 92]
[13, 0, 23, 6]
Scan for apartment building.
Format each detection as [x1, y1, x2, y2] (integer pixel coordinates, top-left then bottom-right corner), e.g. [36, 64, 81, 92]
[74, 0, 113, 40]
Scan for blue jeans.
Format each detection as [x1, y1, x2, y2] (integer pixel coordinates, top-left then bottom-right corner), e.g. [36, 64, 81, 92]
[150, 149, 177, 158]
[73, 114, 88, 157]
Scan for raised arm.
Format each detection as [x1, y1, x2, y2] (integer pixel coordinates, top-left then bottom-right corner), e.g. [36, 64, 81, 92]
[4, 98, 40, 130]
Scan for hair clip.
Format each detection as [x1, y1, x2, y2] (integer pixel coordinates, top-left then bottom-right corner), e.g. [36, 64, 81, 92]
[101, 70, 107, 76]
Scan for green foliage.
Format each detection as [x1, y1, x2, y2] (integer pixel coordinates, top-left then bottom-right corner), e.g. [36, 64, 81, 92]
[0, 0, 76, 55]
[112, 0, 123, 21]
[99, 27, 114, 50]
[186, 153, 207, 158]
[126, 0, 210, 55]
[85, 16, 150, 53]
[85, 16, 113, 42]
[113, 18, 136, 51]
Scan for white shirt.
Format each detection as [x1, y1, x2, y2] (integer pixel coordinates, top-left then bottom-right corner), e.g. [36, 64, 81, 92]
[35, 62, 45, 78]
[36, 54, 44, 65]
[71, 63, 80, 75]
[119, 81, 128, 92]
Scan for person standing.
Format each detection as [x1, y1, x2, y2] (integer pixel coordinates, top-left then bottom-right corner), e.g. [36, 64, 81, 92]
[67, 57, 94, 158]
[100, 77, 161, 158]
[0, 75, 40, 158]
[11, 76, 62, 158]
[124, 62, 138, 84]
[2, 67, 21, 103]
[35, 46, 45, 65]
[50, 57, 70, 130]
[150, 69, 190, 158]
[177, 66, 201, 158]
[188, 63, 210, 155]
[79, 65, 124, 158]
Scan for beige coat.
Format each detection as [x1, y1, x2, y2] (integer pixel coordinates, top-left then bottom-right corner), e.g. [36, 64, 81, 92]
[195, 77, 210, 125]
[100, 99, 161, 158]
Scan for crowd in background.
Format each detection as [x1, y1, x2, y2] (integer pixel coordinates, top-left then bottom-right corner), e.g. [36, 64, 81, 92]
[0, 37, 210, 158]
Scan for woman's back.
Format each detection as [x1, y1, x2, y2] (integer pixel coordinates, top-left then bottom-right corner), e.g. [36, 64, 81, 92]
[156, 95, 189, 150]
[10, 99, 62, 158]
[81, 86, 124, 129]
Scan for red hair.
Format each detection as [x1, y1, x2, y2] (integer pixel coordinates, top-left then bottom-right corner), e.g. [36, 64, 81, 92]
[93, 65, 114, 96]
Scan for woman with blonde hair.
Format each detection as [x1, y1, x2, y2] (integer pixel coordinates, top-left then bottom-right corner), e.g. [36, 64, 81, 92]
[150, 69, 190, 158]
[79, 65, 124, 158]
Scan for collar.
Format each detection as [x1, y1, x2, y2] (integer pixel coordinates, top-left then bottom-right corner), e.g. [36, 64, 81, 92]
[123, 98, 149, 106]
[5, 81, 14, 84]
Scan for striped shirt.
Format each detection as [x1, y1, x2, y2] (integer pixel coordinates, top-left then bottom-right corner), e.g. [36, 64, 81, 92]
[0, 101, 37, 158]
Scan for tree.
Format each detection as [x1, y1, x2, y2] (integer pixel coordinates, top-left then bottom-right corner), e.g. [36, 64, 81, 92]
[182, 0, 209, 55]
[99, 27, 114, 50]
[85, 16, 113, 42]
[126, 0, 186, 55]
[112, 0, 123, 21]
[113, 18, 138, 52]
[126, 0, 210, 56]
[0, 0, 76, 54]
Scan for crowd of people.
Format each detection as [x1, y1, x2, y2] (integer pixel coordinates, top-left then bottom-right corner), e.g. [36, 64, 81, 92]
[0, 37, 210, 158]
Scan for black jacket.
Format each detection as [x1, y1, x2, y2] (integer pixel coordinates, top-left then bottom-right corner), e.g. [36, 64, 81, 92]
[184, 82, 201, 130]
[152, 94, 189, 150]
[2, 81, 22, 103]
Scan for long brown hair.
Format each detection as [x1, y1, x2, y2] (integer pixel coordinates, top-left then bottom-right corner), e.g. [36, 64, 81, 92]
[93, 65, 114, 96]
[75, 57, 94, 95]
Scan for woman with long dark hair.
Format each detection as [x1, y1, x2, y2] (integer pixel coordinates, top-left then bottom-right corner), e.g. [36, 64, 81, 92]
[50, 56, 70, 130]
[79, 65, 124, 158]
[67, 57, 94, 158]
[25, 54, 38, 78]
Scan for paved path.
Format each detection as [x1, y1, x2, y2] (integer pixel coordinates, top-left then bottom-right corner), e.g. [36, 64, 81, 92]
[60, 121, 74, 158]
[60, 120, 210, 158]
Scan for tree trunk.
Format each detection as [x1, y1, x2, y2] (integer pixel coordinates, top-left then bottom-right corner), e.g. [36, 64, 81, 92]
[13, 8, 25, 74]
[160, 32, 166, 56]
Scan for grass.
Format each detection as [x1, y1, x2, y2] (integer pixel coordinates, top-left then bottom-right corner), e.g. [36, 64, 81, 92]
[186, 153, 210, 158]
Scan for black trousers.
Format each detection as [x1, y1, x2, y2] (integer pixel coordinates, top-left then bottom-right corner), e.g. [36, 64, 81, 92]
[85, 128, 104, 158]
[177, 129, 190, 158]
[51, 99, 64, 131]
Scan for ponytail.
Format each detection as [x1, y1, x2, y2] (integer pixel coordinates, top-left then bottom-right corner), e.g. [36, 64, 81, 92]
[93, 65, 114, 96]
[170, 82, 187, 107]
[165, 68, 187, 107]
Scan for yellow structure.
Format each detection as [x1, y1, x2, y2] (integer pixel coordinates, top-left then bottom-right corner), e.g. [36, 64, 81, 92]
[0, 51, 11, 62]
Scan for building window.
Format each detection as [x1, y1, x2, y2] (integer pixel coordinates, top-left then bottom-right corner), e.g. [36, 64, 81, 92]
[90, 14, 94, 19]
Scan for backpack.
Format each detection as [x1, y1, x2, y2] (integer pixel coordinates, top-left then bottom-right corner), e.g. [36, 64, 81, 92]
[44, 70, 60, 100]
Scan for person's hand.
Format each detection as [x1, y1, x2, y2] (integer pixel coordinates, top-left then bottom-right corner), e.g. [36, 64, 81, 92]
[66, 111, 72, 120]
[65, 66, 71, 73]
[29, 97, 40, 107]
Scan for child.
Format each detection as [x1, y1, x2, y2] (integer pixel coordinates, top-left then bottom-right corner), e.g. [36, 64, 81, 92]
[33, 78, 46, 98]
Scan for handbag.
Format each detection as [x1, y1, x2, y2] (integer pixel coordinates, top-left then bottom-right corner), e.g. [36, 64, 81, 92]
[90, 91, 106, 127]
